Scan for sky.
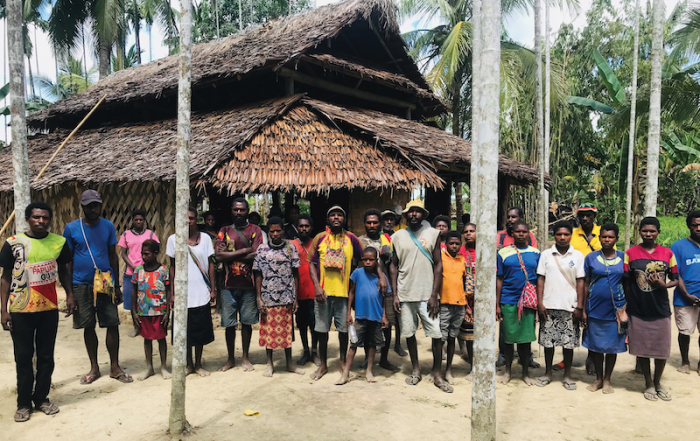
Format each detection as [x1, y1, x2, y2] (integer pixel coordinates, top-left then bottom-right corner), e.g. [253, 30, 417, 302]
[0, 0, 684, 144]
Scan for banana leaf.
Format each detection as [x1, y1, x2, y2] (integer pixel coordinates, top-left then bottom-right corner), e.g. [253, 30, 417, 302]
[593, 49, 626, 106]
[566, 96, 615, 114]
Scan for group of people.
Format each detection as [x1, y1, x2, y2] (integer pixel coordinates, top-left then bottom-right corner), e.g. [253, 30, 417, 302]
[2, 190, 700, 423]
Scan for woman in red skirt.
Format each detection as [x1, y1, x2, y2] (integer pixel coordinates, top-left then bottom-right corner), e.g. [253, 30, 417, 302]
[131, 239, 171, 380]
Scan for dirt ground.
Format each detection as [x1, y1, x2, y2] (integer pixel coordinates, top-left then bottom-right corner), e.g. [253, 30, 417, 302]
[1, 289, 699, 441]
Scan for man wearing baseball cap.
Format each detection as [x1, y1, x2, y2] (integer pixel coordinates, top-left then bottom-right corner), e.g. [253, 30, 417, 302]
[571, 203, 605, 256]
[63, 190, 132, 384]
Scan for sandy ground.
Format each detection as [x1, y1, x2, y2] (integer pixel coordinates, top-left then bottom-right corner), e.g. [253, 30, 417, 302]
[1, 289, 699, 441]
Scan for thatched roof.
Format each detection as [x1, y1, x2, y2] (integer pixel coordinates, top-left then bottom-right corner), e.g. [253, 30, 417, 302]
[0, 95, 546, 194]
[28, 0, 442, 129]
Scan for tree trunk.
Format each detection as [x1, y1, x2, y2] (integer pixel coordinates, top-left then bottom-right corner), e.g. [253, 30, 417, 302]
[455, 181, 463, 231]
[469, 0, 481, 218]
[542, 0, 550, 243]
[625, 0, 640, 248]
[239, 0, 243, 31]
[169, 0, 193, 435]
[98, 38, 111, 79]
[34, 25, 41, 100]
[645, 0, 664, 217]
[135, 22, 142, 64]
[534, 0, 546, 248]
[8, 0, 31, 233]
[262, 192, 270, 223]
[471, 0, 500, 438]
[26, 55, 35, 100]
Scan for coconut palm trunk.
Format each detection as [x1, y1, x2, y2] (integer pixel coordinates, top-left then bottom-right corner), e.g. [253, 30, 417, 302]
[534, 0, 546, 248]
[543, 0, 550, 241]
[469, 0, 480, 218]
[645, 0, 664, 216]
[625, 0, 640, 248]
[169, 0, 193, 435]
[471, 0, 500, 438]
[7, 0, 30, 233]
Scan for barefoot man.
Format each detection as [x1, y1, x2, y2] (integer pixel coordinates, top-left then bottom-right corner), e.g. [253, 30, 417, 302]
[63, 190, 131, 385]
[291, 214, 320, 366]
[1, 202, 75, 422]
[390, 200, 452, 393]
[216, 198, 263, 372]
[166, 208, 216, 376]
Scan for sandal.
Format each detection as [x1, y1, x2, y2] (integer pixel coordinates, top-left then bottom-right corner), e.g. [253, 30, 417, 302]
[656, 389, 672, 401]
[14, 407, 32, 422]
[110, 372, 134, 383]
[562, 380, 577, 391]
[643, 389, 658, 401]
[535, 377, 552, 387]
[37, 401, 60, 415]
[434, 379, 454, 393]
[79, 373, 101, 385]
[405, 374, 422, 386]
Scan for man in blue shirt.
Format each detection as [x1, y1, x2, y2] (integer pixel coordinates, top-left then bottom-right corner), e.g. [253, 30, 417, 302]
[63, 190, 132, 384]
[671, 210, 700, 375]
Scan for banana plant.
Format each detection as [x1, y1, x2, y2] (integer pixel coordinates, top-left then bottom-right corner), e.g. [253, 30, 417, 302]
[660, 131, 700, 172]
[565, 48, 625, 114]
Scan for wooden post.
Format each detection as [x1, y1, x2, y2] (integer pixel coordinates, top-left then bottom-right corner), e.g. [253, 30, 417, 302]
[7, 0, 30, 234]
[169, 0, 193, 436]
[471, 0, 500, 439]
[469, 0, 481, 218]
[542, 0, 551, 246]
[535, 0, 546, 250]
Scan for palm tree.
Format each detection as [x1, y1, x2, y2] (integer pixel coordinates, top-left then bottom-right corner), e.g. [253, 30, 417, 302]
[35, 56, 98, 101]
[125, 0, 144, 64]
[645, 0, 664, 216]
[625, 0, 640, 249]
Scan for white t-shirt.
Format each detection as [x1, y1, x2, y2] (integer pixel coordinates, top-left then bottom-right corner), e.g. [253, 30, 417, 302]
[166, 233, 214, 308]
[536, 244, 585, 312]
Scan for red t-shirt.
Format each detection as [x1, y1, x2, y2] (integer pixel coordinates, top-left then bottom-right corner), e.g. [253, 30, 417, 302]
[292, 239, 315, 301]
[216, 224, 263, 290]
[496, 230, 537, 249]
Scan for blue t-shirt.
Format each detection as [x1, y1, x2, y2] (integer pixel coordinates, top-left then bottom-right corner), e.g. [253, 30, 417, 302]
[497, 245, 540, 305]
[63, 218, 118, 284]
[349, 268, 390, 323]
[584, 251, 625, 320]
[671, 238, 700, 306]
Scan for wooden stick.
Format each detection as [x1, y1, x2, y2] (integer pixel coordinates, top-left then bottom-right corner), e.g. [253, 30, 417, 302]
[0, 94, 108, 237]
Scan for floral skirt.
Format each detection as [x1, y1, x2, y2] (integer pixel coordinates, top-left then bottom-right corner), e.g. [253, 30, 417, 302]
[538, 309, 580, 349]
[259, 305, 294, 349]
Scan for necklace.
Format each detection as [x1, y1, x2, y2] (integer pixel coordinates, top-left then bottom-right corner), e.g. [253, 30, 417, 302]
[269, 239, 287, 250]
[130, 228, 146, 236]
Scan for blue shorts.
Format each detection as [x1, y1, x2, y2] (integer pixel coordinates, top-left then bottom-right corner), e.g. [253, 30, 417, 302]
[122, 275, 133, 311]
[220, 289, 259, 327]
[314, 296, 348, 333]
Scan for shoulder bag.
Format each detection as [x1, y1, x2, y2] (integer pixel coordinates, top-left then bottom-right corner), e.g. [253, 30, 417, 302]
[80, 219, 115, 305]
[512, 245, 537, 321]
[187, 234, 211, 289]
[406, 227, 434, 265]
[323, 233, 346, 270]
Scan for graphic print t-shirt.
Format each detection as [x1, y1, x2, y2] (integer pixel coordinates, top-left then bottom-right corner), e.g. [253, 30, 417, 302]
[132, 264, 169, 316]
[624, 245, 678, 318]
[0, 233, 72, 313]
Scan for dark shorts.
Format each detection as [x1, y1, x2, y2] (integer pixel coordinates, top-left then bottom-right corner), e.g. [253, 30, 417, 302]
[296, 299, 315, 330]
[172, 304, 215, 347]
[122, 275, 133, 311]
[351, 318, 384, 349]
[72, 284, 120, 329]
[221, 289, 259, 327]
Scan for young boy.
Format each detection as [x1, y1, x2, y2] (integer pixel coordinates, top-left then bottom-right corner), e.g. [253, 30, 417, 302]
[440, 231, 471, 384]
[336, 247, 390, 385]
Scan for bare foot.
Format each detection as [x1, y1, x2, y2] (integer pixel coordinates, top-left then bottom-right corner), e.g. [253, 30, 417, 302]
[678, 364, 691, 374]
[128, 328, 140, 338]
[366, 371, 376, 383]
[161, 367, 171, 380]
[312, 353, 321, 367]
[587, 379, 603, 392]
[379, 360, 400, 372]
[186, 366, 195, 376]
[138, 367, 155, 381]
[522, 376, 536, 386]
[394, 345, 408, 357]
[311, 365, 328, 381]
[286, 364, 305, 375]
[195, 367, 210, 377]
[497, 372, 511, 385]
[263, 364, 274, 378]
[218, 360, 236, 372]
[602, 380, 614, 394]
[445, 371, 455, 384]
[335, 370, 354, 385]
[241, 359, 255, 372]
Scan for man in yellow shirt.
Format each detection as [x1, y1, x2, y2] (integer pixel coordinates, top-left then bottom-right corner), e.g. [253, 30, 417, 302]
[571, 204, 603, 256]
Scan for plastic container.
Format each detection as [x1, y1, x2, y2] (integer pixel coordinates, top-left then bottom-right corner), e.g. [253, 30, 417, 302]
[348, 323, 359, 344]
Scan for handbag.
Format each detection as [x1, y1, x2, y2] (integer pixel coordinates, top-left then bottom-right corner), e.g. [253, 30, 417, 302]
[601, 250, 628, 334]
[323, 234, 346, 270]
[512, 245, 537, 321]
[464, 248, 475, 302]
[80, 219, 115, 305]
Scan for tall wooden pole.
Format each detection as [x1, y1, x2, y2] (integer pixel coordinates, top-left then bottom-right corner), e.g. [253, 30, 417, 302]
[534, 0, 545, 247]
[169, 0, 193, 435]
[471, 0, 500, 438]
[469, 0, 481, 217]
[625, 0, 640, 248]
[542, 0, 550, 240]
[8, 0, 30, 234]
[645, 0, 664, 217]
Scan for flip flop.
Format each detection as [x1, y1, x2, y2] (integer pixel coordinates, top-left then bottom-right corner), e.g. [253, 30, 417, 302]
[14, 408, 32, 423]
[110, 372, 134, 383]
[644, 390, 658, 401]
[535, 377, 552, 387]
[79, 373, 101, 385]
[434, 379, 454, 393]
[562, 380, 577, 391]
[552, 361, 565, 371]
[656, 389, 672, 401]
[37, 401, 60, 415]
[405, 374, 422, 386]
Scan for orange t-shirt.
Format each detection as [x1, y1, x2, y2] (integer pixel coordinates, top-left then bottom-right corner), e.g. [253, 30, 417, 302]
[440, 251, 467, 305]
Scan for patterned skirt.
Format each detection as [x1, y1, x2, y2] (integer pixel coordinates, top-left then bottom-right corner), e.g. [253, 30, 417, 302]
[538, 309, 581, 349]
[259, 305, 294, 349]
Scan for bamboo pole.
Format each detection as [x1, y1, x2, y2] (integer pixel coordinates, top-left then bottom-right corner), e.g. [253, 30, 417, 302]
[169, 0, 193, 435]
[0, 94, 108, 238]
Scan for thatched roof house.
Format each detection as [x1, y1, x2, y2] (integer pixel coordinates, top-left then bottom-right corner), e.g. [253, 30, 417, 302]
[0, 0, 545, 239]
